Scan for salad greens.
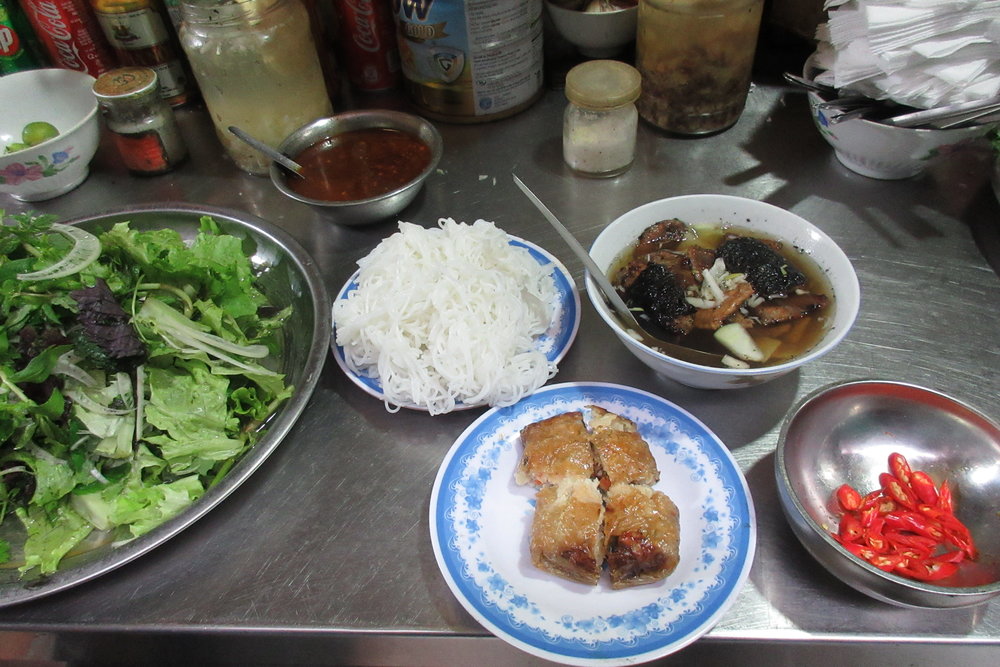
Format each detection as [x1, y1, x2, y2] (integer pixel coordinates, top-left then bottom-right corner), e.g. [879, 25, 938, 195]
[0, 211, 292, 575]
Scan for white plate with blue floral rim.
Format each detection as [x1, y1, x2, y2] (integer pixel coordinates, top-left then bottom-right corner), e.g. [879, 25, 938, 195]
[429, 382, 756, 665]
[331, 236, 581, 412]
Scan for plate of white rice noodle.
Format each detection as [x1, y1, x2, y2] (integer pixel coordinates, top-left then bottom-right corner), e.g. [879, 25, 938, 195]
[332, 218, 581, 415]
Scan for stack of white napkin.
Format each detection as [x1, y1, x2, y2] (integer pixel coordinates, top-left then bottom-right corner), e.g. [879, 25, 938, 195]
[813, 0, 1000, 109]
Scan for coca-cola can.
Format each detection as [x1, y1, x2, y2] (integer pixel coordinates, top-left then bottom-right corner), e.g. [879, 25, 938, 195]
[17, 0, 116, 77]
[333, 0, 400, 91]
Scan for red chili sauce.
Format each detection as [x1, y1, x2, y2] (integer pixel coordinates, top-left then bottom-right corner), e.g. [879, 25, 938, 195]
[288, 128, 431, 202]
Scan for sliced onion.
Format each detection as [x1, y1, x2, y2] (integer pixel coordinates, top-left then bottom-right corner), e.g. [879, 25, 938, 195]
[65, 387, 134, 416]
[16, 223, 102, 281]
[53, 351, 99, 387]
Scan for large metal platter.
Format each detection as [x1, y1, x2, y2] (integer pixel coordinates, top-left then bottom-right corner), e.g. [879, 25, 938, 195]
[0, 204, 331, 606]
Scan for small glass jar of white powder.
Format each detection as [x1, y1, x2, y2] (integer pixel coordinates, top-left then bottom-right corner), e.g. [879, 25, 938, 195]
[563, 60, 642, 178]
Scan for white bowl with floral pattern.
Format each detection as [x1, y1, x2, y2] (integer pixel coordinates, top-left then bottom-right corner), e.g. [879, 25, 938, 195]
[801, 61, 995, 180]
[0, 68, 99, 202]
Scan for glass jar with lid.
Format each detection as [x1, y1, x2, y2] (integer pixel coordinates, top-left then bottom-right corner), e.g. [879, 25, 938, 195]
[563, 59, 642, 178]
[178, 0, 332, 175]
[93, 66, 189, 175]
[636, 0, 764, 135]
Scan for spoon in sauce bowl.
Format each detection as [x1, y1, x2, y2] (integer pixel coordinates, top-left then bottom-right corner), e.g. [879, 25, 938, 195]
[512, 174, 723, 367]
[228, 126, 305, 178]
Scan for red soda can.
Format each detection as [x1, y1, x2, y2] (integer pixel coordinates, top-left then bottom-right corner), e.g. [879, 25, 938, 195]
[333, 0, 400, 91]
[17, 0, 116, 77]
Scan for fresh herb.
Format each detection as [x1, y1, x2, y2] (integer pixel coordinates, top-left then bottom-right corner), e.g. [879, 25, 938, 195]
[0, 211, 292, 575]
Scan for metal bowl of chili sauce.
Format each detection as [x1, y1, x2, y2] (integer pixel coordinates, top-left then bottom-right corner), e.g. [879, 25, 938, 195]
[269, 110, 443, 226]
[775, 380, 1000, 608]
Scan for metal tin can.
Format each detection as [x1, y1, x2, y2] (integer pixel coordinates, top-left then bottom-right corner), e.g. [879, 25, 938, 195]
[18, 0, 117, 77]
[89, 0, 193, 106]
[333, 0, 400, 91]
[393, 0, 543, 123]
[93, 66, 188, 174]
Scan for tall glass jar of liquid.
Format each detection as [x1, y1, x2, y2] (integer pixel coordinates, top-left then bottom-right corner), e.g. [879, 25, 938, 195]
[636, 0, 764, 135]
[178, 0, 332, 174]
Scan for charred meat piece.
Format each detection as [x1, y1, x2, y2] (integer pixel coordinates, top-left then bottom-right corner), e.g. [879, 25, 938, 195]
[633, 219, 688, 257]
[615, 250, 696, 292]
[687, 245, 717, 276]
[718, 236, 806, 297]
[752, 293, 829, 326]
[622, 262, 695, 336]
[693, 281, 755, 330]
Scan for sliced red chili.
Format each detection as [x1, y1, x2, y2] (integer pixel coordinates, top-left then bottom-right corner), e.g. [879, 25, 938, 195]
[829, 456, 976, 584]
[930, 549, 967, 565]
[895, 559, 932, 580]
[920, 560, 959, 581]
[864, 515, 889, 553]
[869, 553, 904, 572]
[888, 452, 912, 485]
[909, 470, 939, 506]
[883, 511, 945, 541]
[937, 479, 953, 513]
[836, 483, 862, 512]
[879, 472, 918, 510]
[838, 513, 864, 543]
[860, 488, 884, 510]
[839, 540, 877, 562]
[882, 529, 936, 555]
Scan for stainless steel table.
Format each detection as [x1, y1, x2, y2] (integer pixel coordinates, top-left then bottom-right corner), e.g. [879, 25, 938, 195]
[1, 51, 999, 665]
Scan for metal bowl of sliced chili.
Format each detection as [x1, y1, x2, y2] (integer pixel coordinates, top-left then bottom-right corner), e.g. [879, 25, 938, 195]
[775, 380, 1000, 609]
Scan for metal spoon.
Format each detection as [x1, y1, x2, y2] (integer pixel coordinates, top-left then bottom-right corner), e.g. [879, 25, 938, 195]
[879, 96, 1000, 128]
[227, 126, 305, 178]
[782, 71, 837, 95]
[512, 174, 723, 366]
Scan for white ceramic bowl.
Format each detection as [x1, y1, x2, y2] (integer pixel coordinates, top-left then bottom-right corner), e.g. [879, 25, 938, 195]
[545, 2, 638, 59]
[585, 195, 860, 389]
[806, 92, 994, 180]
[0, 68, 100, 201]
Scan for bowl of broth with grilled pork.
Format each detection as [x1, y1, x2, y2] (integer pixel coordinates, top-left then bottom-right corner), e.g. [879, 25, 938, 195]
[270, 110, 442, 226]
[586, 195, 860, 389]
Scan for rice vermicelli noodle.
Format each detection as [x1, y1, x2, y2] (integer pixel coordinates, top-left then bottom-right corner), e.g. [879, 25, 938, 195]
[333, 218, 558, 414]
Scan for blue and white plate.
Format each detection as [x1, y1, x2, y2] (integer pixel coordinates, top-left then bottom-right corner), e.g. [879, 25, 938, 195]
[331, 236, 581, 411]
[430, 382, 756, 666]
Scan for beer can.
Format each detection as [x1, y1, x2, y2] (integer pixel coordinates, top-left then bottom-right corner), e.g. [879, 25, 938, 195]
[18, 0, 117, 77]
[333, 0, 400, 91]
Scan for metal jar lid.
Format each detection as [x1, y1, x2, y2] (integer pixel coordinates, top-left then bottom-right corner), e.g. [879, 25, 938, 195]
[93, 67, 160, 101]
[565, 60, 642, 110]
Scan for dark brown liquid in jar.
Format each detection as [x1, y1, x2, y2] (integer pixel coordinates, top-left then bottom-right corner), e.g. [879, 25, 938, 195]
[289, 128, 431, 201]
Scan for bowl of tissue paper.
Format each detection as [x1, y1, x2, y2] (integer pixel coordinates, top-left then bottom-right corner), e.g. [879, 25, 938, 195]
[804, 0, 1000, 179]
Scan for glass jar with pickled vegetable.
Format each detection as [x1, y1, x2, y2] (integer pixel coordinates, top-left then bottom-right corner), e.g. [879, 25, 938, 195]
[178, 0, 332, 174]
[636, 0, 764, 135]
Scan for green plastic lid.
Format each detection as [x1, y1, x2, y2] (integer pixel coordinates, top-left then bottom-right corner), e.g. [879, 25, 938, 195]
[565, 60, 642, 110]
